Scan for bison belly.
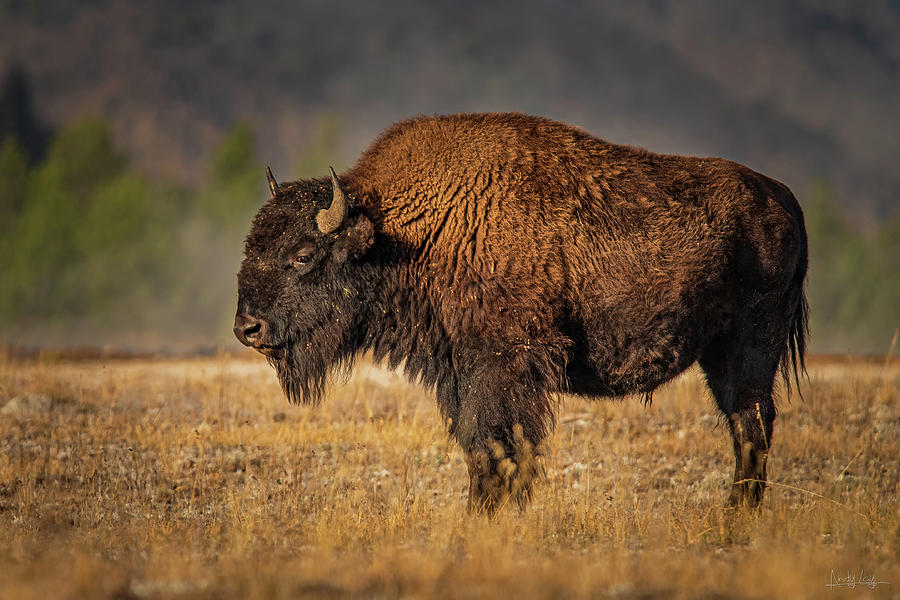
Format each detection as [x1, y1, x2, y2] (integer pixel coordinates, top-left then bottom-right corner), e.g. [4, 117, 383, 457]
[562, 289, 722, 398]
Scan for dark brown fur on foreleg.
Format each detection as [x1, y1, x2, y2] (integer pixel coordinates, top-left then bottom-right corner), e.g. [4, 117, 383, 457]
[465, 424, 544, 514]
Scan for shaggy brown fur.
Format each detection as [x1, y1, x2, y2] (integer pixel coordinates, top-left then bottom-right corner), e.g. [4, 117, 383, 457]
[235, 113, 808, 512]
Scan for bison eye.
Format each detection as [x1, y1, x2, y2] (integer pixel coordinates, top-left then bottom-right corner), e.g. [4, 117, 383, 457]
[289, 248, 316, 269]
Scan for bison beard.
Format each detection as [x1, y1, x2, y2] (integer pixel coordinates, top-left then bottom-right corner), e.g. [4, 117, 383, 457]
[236, 112, 809, 514]
[269, 329, 347, 406]
[268, 298, 357, 406]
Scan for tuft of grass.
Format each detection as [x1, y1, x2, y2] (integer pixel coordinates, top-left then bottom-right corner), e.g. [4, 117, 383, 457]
[0, 353, 898, 599]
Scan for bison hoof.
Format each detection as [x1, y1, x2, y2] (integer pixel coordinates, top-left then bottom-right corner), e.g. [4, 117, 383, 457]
[728, 444, 768, 508]
[465, 427, 544, 514]
[728, 479, 765, 508]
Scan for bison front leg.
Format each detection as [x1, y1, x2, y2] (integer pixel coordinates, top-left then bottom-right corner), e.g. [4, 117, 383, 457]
[452, 350, 558, 514]
[463, 423, 544, 513]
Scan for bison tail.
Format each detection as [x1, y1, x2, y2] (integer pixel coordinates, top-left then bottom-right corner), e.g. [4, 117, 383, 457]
[781, 288, 809, 401]
[780, 214, 809, 401]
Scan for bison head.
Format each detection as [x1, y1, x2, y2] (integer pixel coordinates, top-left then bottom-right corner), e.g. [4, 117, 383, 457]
[235, 167, 375, 403]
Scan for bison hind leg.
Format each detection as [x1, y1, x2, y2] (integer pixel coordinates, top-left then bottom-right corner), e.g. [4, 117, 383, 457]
[699, 325, 784, 508]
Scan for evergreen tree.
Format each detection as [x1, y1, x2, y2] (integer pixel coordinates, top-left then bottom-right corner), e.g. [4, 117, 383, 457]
[0, 64, 49, 163]
[294, 113, 343, 178]
[0, 136, 28, 230]
[200, 122, 261, 226]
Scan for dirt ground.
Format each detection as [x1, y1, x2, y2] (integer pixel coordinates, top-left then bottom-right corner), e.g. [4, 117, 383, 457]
[0, 352, 898, 599]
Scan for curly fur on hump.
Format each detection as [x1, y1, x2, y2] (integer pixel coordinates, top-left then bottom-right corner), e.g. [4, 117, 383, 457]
[236, 112, 808, 511]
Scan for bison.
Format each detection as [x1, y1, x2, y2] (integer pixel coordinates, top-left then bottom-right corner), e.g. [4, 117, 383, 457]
[234, 112, 807, 512]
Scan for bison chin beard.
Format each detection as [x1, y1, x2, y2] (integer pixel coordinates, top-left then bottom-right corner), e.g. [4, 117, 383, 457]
[267, 317, 356, 405]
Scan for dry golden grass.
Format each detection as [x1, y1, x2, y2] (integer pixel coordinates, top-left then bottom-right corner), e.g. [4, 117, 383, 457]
[0, 351, 898, 599]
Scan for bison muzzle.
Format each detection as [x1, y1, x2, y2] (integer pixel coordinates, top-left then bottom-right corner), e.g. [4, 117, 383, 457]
[235, 113, 808, 513]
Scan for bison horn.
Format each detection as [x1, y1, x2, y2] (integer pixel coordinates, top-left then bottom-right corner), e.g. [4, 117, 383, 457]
[265, 166, 279, 199]
[317, 166, 348, 234]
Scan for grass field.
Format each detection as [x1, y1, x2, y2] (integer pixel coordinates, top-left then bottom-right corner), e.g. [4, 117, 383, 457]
[0, 351, 898, 599]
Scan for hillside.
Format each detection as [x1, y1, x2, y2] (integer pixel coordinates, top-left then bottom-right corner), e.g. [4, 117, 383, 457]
[2, 0, 899, 222]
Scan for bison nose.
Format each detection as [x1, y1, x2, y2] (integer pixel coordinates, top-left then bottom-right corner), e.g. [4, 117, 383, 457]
[233, 313, 267, 346]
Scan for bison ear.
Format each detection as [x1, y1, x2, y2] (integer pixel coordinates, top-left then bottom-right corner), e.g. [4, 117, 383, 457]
[265, 166, 278, 199]
[333, 214, 375, 263]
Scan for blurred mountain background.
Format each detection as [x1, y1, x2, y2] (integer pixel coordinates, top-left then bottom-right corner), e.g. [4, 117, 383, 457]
[0, 0, 898, 353]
